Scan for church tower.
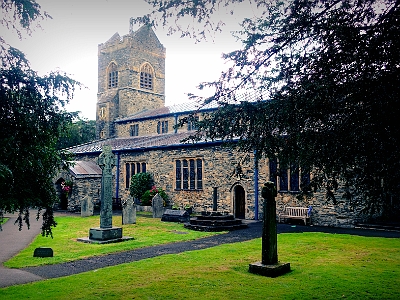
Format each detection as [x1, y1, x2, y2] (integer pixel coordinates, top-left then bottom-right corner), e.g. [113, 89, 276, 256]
[96, 25, 166, 139]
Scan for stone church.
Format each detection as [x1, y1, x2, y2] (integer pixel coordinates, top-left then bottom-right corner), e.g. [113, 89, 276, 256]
[60, 24, 365, 227]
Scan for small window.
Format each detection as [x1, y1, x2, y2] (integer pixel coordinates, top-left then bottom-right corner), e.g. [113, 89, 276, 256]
[140, 63, 153, 90]
[108, 63, 118, 89]
[187, 116, 199, 131]
[157, 120, 168, 134]
[130, 124, 139, 136]
[100, 130, 106, 139]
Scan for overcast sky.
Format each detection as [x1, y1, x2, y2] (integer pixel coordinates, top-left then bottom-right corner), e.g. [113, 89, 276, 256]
[5, 0, 258, 120]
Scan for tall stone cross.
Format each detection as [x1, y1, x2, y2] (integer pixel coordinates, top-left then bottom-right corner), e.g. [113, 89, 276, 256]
[248, 181, 290, 277]
[261, 181, 278, 265]
[98, 145, 116, 229]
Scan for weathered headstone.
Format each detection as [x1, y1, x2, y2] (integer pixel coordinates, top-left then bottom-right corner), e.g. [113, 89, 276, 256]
[249, 182, 290, 277]
[161, 209, 190, 223]
[152, 193, 164, 218]
[122, 197, 136, 225]
[81, 195, 94, 217]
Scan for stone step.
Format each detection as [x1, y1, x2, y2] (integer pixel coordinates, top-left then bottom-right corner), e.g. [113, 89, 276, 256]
[184, 222, 248, 232]
[188, 218, 244, 227]
[195, 215, 236, 221]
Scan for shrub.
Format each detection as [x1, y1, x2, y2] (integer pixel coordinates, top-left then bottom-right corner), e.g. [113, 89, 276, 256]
[129, 172, 153, 200]
[140, 186, 169, 206]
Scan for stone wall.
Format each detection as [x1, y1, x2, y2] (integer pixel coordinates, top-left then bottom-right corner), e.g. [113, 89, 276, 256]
[116, 114, 176, 137]
[67, 177, 101, 212]
[71, 146, 374, 227]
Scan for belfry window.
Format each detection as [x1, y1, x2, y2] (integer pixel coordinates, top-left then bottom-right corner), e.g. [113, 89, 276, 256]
[140, 63, 153, 90]
[108, 63, 118, 89]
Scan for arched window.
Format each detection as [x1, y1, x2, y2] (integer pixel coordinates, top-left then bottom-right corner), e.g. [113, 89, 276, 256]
[99, 107, 106, 120]
[107, 62, 118, 89]
[140, 63, 153, 90]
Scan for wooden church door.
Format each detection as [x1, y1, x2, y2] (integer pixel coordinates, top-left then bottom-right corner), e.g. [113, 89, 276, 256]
[234, 185, 246, 219]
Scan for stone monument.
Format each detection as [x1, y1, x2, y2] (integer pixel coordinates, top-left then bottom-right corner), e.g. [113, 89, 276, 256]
[78, 146, 133, 244]
[122, 197, 136, 225]
[152, 193, 164, 218]
[249, 181, 290, 277]
[81, 195, 94, 217]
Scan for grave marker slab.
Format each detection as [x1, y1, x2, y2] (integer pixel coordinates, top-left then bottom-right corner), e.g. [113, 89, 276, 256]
[161, 209, 190, 223]
[81, 195, 94, 217]
[33, 247, 53, 257]
[152, 193, 164, 218]
[122, 197, 136, 225]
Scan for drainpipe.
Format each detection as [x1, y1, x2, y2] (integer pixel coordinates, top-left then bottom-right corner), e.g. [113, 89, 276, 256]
[115, 151, 120, 200]
[254, 150, 259, 221]
[174, 114, 178, 133]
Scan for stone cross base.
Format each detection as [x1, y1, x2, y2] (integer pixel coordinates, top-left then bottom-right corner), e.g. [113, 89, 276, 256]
[248, 261, 290, 278]
[77, 227, 134, 244]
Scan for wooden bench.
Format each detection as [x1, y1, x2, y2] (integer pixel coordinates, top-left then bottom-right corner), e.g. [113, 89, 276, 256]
[278, 207, 311, 225]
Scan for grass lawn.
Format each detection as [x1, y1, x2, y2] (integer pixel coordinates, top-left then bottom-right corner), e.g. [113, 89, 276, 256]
[4, 212, 222, 268]
[0, 217, 8, 225]
[1, 232, 399, 299]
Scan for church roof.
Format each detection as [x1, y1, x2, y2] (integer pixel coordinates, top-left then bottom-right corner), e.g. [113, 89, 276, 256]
[115, 101, 219, 123]
[115, 91, 267, 123]
[67, 131, 217, 155]
[69, 161, 102, 178]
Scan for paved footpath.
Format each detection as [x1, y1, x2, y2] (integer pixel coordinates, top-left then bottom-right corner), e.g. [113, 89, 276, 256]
[1, 211, 399, 288]
[0, 211, 44, 287]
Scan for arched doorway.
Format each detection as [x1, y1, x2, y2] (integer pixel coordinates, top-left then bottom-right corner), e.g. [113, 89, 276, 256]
[234, 185, 246, 219]
[55, 178, 68, 210]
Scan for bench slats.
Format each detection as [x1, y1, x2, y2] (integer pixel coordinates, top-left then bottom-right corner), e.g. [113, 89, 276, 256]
[278, 206, 311, 225]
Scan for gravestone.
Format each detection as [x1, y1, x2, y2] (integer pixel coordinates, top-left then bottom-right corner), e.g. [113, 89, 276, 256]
[78, 146, 133, 244]
[122, 197, 136, 225]
[81, 195, 94, 217]
[161, 209, 190, 223]
[249, 182, 290, 277]
[152, 193, 164, 218]
[33, 247, 53, 257]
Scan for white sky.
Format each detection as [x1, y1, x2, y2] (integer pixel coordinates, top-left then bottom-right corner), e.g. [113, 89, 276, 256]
[4, 0, 258, 120]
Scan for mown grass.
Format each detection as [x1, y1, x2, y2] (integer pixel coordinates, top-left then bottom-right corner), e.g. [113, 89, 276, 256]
[4, 212, 222, 268]
[1, 233, 399, 299]
[0, 217, 8, 225]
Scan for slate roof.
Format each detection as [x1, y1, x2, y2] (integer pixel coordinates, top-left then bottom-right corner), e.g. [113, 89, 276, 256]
[69, 161, 102, 178]
[115, 90, 266, 123]
[115, 101, 219, 123]
[67, 131, 209, 155]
